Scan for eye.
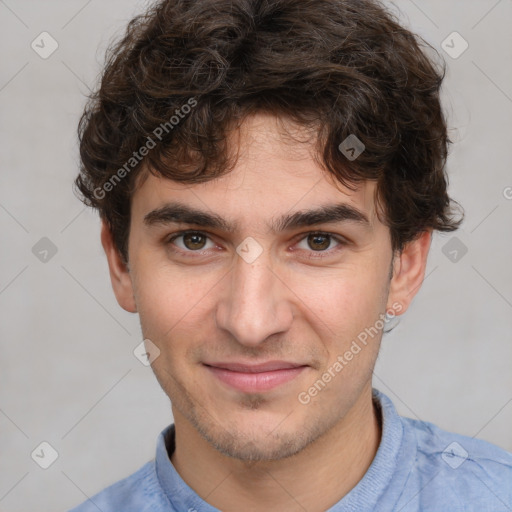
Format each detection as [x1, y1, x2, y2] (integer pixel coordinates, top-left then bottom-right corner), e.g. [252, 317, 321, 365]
[295, 232, 346, 258]
[167, 231, 217, 253]
[165, 230, 347, 259]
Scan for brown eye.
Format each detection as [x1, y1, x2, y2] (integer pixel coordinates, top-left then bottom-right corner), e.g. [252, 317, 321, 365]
[168, 231, 215, 253]
[295, 231, 347, 259]
[307, 233, 331, 251]
[182, 232, 207, 250]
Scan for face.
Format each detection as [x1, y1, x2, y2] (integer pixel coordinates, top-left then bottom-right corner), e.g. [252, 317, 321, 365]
[104, 112, 428, 462]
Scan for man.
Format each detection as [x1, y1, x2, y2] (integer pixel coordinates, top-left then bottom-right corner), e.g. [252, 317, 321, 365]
[70, 0, 512, 510]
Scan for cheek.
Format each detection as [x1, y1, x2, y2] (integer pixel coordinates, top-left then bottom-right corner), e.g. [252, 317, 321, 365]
[134, 264, 214, 342]
[288, 269, 387, 378]
[293, 267, 384, 326]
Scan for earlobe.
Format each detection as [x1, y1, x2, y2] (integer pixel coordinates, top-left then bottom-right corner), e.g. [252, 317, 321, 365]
[386, 230, 432, 316]
[100, 221, 137, 313]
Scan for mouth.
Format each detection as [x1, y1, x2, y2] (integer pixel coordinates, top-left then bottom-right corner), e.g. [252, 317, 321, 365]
[203, 361, 309, 393]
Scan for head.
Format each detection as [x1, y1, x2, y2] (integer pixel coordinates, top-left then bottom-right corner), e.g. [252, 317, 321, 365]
[76, 0, 463, 461]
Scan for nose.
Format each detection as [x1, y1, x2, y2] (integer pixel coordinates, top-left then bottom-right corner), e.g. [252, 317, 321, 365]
[215, 249, 294, 347]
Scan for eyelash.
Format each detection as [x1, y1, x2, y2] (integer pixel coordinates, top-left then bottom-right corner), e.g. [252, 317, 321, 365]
[165, 230, 348, 260]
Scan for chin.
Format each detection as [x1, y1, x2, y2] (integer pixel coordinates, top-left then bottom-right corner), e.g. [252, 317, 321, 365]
[193, 410, 319, 462]
[203, 427, 311, 462]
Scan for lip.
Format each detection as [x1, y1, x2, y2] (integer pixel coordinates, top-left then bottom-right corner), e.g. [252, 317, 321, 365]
[203, 361, 308, 392]
[204, 361, 305, 373]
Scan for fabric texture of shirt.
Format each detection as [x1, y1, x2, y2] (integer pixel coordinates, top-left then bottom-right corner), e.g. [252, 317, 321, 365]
[68, 388, 512, 511]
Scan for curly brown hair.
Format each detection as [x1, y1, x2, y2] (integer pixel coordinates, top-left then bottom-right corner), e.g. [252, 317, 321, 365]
[75, 0, 463, 264]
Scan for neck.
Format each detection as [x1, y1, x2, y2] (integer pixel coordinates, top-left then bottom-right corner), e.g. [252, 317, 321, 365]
[170, 384, 382, 512]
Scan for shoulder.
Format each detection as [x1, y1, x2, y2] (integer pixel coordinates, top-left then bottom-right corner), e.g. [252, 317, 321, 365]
[405, 415, 512, 471]
[67, 460, 171, 512]
[398, 416, 512, 510]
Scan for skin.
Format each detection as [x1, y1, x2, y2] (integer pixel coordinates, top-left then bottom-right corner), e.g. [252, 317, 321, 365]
[101, 112, 432, 512]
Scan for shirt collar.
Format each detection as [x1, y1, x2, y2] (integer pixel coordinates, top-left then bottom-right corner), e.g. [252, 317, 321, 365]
[326, 388, 412, 511]
[154, 387, 411, 511]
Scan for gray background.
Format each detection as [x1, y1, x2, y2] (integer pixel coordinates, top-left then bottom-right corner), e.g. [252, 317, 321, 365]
[0, 0, 511, 510]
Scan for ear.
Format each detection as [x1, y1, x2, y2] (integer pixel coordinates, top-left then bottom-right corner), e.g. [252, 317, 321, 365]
[386, 229, 432, 316]
[100, 220, 137, 313]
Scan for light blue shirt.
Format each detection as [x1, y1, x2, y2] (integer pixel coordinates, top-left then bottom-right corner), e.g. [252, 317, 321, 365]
[69, 388, 512, 511]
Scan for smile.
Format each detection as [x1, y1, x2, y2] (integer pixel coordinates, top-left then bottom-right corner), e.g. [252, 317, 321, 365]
[203, 362, 308, 393]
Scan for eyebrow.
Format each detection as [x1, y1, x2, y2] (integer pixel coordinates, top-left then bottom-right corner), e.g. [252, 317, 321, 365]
[143, 201, 371, 233]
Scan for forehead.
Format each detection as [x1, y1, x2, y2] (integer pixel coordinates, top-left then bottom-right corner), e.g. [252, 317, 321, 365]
[131, 112, 379, 228]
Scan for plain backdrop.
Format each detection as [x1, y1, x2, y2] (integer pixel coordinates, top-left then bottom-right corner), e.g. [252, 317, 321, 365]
[0, 0, 511, 510]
